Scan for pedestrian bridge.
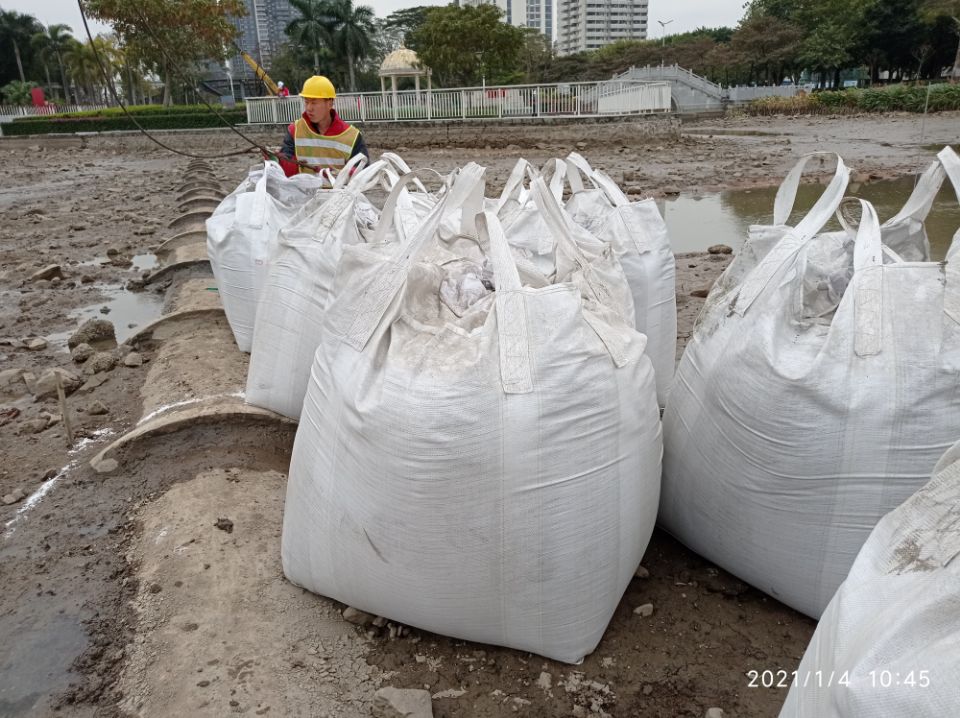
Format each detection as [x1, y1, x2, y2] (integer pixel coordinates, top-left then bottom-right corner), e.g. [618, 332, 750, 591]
[612, 64, 799, 113]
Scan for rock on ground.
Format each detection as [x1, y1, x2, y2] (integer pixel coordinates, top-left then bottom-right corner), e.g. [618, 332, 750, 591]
[67, 318, 115, 349]
[373, 687, 434, 718]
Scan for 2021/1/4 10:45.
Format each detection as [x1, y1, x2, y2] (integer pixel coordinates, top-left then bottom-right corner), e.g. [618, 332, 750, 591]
[746, 669, 931, 689]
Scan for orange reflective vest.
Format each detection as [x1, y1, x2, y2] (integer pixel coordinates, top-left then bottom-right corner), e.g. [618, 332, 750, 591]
[292, 117, 360, 175]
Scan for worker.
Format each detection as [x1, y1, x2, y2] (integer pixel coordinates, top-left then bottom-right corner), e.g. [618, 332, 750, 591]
[273, 75, 368, 178]
[277, 81, 290, 97]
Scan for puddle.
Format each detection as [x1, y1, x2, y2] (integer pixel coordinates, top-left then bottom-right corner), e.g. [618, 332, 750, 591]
[661, 175, 960, 259]
[683, 128, 784, 137]
[76, 255, 108, 267]
[132, 253, 158, 271]
[48, 284, 165, 346]
[76, 253, 157, 271]
[0, 613, 87, 716]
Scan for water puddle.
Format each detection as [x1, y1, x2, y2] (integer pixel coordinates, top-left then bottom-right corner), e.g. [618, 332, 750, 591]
[683, 128, 784, 138]
[0, 613, 87, 717]
[132, 253, 158, 271]
[661, 175, 959, 259]
[48, 284, 165, 346]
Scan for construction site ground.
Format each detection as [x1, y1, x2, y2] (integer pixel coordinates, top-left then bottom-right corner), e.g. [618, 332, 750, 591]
[1, 111, 958, 718]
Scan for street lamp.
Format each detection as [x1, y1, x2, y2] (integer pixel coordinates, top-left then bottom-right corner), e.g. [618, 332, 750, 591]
[657, 19, 673, 48]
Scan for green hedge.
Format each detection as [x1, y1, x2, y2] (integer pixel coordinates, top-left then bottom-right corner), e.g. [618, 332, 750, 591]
[55, 104, 246, 119]
[745, 83, 960, 116]
[1, 110, 249, 135]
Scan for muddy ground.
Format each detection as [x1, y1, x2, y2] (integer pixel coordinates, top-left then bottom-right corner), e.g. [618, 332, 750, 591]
[0, 112, 957, 718]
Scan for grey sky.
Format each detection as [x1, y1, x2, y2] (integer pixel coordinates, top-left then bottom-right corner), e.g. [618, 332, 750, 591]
[3, 0, 746, 41]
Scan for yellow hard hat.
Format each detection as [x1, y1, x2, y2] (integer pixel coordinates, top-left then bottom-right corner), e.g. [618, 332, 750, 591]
[300, 75, 336, 99]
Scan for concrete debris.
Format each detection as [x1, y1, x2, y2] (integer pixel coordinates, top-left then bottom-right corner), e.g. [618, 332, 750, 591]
[33, 367, 81, 401]
[84, 352, 117, 375]
[537, 672, 553, 690]
[634, 603, 654, 617]
[707, 244, 733, 255]
[431, 688, 466, 699]
[2, 488, 28, 505]
[342, 606, 376, 626]
[88, 401, 109, 416]
[0, 368, 24, 389]
[705, 709, 724, 718]
[123, 352, 143, 367]
[78, 373, 110, 394]
[214, 517, 234, 533]
[372, 687, 434, 718]
[634, 565, 650, 579]
[30, 264, 64, 282]
[68, 318, 115, 349]
[71, 343, 94, 363]
[26, 338, 48, 351]
[18, 418, 49, 434]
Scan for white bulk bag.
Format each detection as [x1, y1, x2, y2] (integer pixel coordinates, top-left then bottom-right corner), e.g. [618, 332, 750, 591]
[780, 438, 960, 718]
[711, 152, 948, 316]
[495, 160, 637, 328]
[557, 153, 677, 405]
[244, 160, 389, 419]
[206, 158, 358, 352]
[661, 148, 960, 619]
[282, 164, 662, 664]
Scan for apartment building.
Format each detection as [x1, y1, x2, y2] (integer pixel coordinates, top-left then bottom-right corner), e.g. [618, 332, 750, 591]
[230, 0, 299, 78]
[556, 0, 649, 55]
[461, 0, 554, 41]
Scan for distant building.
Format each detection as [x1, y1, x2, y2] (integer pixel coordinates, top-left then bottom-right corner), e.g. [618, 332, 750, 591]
[230, 0, 299, 79]
[556, 0, 649, 55]
[461, 0, 554, 41]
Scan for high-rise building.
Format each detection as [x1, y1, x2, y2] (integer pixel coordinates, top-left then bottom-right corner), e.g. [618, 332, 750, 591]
[230, 0, 299, 79]
[556, 0, 648, 55]
[461, 0, 554, 41]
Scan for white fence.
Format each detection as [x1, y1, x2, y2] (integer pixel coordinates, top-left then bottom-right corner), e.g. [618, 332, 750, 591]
[0, 103, 110, 116]
[245, 81, 671, 125]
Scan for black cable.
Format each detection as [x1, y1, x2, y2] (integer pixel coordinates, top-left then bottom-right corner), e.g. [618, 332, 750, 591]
[77, 0, 268, 160]
[122, 1, 278, 153]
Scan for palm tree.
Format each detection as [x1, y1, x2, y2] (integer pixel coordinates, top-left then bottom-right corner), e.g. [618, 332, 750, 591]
[1, 79, 35, 105]
[0, 10, 43, 83]
[31, 24, 73, 102]
[286, 0, 332, 73]
[322, 0, 375, 92]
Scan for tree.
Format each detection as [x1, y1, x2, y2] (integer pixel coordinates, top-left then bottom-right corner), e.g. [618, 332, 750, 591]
[84, 0, 244, 105]
[321, 0, 376, 92]
[731, 13, 802, 84]
[922, 0, 960, 81]
[0, 10, 43, 84]
[861, 0, 924, 81]
[383, 6, 431, 50]
[409, 4, 524, 86]
[31, 24, 74, 102]
[287, 0, 332, 73]
[1, 79, 36, 105]
[517, 27, 553, 83]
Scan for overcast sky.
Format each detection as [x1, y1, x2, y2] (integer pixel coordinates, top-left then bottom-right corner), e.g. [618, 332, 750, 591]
[3, 0, 747, 40]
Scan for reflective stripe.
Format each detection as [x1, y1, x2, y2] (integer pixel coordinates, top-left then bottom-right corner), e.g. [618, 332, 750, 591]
[296, 137, 355, 154]
[293, 117, 359, 176]
[300, 156, 346, 167]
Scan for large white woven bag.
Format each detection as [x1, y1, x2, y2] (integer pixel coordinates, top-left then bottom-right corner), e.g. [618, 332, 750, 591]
[282, 164, 662, 663]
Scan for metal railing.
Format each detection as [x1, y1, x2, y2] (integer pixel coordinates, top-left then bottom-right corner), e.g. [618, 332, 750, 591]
[0, 103, 111, 116]
[245, 80, 671, 125]
[614, 64, 724, 99]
